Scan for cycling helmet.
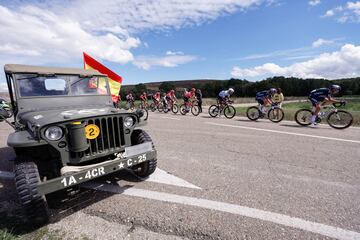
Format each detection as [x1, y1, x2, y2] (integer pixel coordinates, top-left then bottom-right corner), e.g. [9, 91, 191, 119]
[191, 88, 196, 92]
[228, 88, 234, 93]
[171, 89, 175, 93]
[330, 84, 341, 93]
[270, 88, 277, 94]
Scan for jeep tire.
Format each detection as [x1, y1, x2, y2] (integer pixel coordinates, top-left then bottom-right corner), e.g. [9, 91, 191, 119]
[131, 130, 157, 178]
[14, 161, 50, 225]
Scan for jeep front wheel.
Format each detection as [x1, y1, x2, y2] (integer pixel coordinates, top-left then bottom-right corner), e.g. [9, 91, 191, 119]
[14, 161, 50, 225]
[131, 130, 157, 178]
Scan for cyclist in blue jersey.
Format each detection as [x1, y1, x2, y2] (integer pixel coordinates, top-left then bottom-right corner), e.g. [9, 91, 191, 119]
[309, 85, 342, 125]
[255, 88, 277, 113]
[218, 88, 234, 104]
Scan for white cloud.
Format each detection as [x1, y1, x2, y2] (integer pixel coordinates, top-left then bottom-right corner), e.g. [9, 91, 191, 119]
[323, 2, 360, 22]
[231, 44, 360, 79]
[49, 0, 274, 34]
[133, 53, 197, 70]
[0, 0, 273, 71]
[312, 38, 334, 48]
[0, 5, 139, 65]
[309, 0, 321, 6]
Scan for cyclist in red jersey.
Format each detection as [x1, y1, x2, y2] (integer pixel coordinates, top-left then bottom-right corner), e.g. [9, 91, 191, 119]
[183, 88, 196, 110]
[152, 91, 161, 103]
[139, 92, 148, 108]
[165, 90, 177, 109]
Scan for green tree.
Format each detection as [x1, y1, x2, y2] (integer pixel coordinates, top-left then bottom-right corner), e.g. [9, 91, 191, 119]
[159, 82, 176, 93]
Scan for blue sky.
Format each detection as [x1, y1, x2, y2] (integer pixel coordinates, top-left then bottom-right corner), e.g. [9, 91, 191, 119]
[0, 0, 359, 89]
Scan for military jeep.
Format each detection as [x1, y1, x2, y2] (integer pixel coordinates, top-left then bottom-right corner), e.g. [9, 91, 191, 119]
[2, 64, 157, 224]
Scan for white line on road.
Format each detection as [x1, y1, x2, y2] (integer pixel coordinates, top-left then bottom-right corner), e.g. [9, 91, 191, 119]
[84, 182, 360, 240]
[134, 168, 201, 189]
[206, 122, 360, 144]
[160, 116, 180, 121]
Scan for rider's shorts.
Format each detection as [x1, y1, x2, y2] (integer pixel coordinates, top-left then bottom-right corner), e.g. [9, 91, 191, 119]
[183, 96, 189, 102]
[308, 96, 324, 106]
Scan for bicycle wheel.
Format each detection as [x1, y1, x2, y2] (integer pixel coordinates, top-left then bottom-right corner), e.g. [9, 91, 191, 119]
[150, 103, 156, 112]
[294, 109, 312, 126]
[268, 108, 284, 123]
[179, 104, 188, 115]
[163, 104, 169, 113]
[191, 104, 200, 116]
[158, 103, 163, 112]
[246, 106, 261, 121]
[224, 105, 236, 119]
[172, 104, 179, 114]
[327, 110, 353, 129]
[208, 105, 220, 117]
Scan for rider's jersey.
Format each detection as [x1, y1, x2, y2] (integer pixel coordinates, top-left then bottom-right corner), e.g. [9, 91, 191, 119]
[256, 90, 271, 99]
[309, 88, 331, 101]
[184, 91, 194, 99]
[166, 92, 175, 99]
[153, 93, 161, 100]
[219, 90, 231, 98]
[140, 94, 147, 101]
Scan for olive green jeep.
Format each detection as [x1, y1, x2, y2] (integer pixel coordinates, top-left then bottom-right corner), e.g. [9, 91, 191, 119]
[1, 64, 157, 225]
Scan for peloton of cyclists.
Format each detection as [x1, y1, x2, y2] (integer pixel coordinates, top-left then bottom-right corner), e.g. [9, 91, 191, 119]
[308, 85, 342, 125]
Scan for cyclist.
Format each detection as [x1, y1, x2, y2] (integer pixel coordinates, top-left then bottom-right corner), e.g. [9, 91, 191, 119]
[255, 88, 276, 113]
[152, 91, 161, 104]
[139, 92, 148, 108]
[218, 88, 234, 105]
[309, 85, 342, 125]
[125, 92, 134, 109]
[184, 88, 196, 110]
[272, 88, 284, 108]
[165, 89, 177, 109]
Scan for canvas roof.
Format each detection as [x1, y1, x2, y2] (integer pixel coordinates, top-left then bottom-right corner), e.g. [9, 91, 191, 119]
[4, 64, 106, 76]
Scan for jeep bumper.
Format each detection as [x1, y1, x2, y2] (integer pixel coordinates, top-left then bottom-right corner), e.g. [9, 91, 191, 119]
[37, 142, 156, 195]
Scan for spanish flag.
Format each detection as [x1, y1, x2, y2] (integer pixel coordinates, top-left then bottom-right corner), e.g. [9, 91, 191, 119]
[83, 52, 122, 103]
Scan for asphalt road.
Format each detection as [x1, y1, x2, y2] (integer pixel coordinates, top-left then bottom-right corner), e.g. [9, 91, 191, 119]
[0, 111, 360, 240]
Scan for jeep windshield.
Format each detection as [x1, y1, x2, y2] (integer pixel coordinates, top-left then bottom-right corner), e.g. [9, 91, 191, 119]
[15, 74, 110, 97]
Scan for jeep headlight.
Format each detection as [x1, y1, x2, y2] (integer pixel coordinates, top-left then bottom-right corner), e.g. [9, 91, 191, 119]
[124, 117, 134, 128]
[44, 126, 63, 141]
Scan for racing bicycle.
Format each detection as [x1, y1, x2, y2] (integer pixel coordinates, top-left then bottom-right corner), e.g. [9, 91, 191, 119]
[208, 99, 236, 119]
[180, 100, 200, 116]
[294, 102, 353, 129]
[246, 103, 284, 123]
[163, 99, 179, 114]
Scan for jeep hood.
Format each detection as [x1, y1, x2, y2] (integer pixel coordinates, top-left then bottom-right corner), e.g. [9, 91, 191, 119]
[18, 107, 128, 128]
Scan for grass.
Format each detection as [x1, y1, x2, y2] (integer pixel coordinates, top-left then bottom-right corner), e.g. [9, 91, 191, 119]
[235, 98, 360, 126]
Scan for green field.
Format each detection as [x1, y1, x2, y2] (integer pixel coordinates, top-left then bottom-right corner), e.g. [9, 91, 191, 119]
[235, 98, 360, 126]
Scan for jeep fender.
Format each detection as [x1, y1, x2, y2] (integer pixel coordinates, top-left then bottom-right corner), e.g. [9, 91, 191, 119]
[7, 130, 47, 148]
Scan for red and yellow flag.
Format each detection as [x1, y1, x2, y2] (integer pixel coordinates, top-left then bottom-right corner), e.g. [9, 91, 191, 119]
[83, 52, 122, 103]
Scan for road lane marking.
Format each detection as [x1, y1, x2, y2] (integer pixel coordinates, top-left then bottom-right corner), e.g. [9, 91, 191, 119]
[206, 122, 360, 144]
[133, 168, 201, 189]
[84, 182, 360, 240]
[160, 116, 180, 121]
